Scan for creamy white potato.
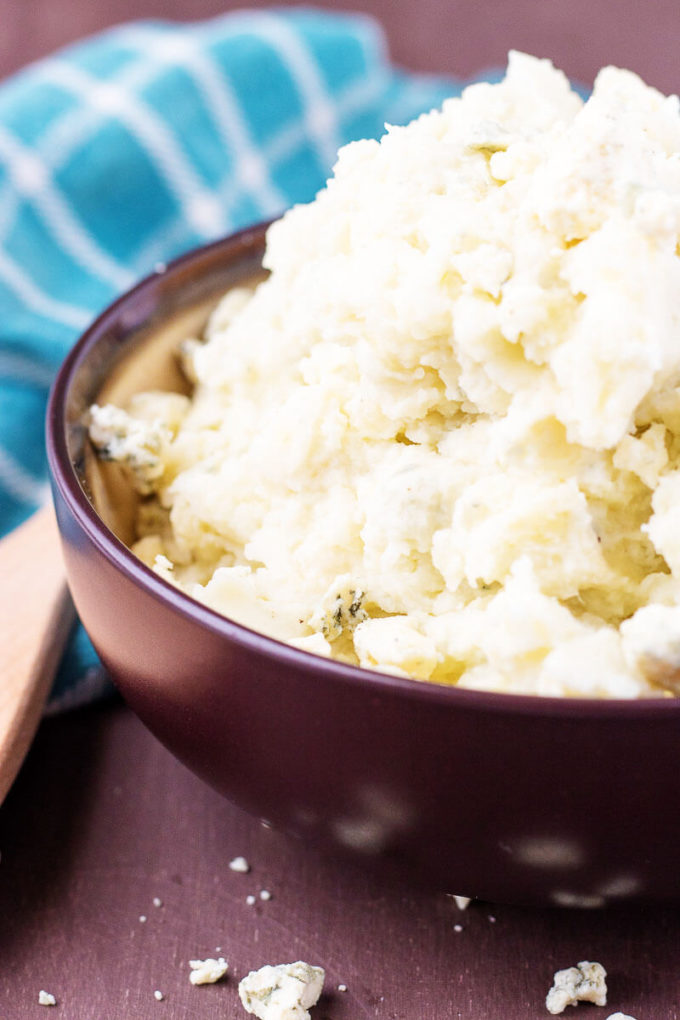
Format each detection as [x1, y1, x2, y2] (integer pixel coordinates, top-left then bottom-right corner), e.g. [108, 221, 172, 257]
[90, 52, 680, 698]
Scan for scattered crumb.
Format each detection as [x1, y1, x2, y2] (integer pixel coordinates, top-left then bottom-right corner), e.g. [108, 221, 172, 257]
[546, 961, 607, 1014]
[452, 895, 471, 911]
[38, 991, 57, 1007]
[605, 1014, 637, 1020]
[239, 962, 324, 1020]
[454, 924, 463, 933]
[139, 915, 147, 923]
[246, 895, 257, 906]
[337, 984, 348, 993]
[229, 856, 251, 874]
[189, 957, 229, 986]
[153, 897, 163, 908]
[259, 889, 272, 901]
[488, 915, 497, 923]
[154, 990, 164, 1001]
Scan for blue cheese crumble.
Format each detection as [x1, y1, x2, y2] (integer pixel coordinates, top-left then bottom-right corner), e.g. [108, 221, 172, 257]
[88, 393, 189, 495]
[189, 957, 229, 985]
[238, 962, 324, 1020]
[546, 961, 607, 1014]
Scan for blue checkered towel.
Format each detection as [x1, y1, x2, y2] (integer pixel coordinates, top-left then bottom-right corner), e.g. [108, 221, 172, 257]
[0, 9, 464, 710]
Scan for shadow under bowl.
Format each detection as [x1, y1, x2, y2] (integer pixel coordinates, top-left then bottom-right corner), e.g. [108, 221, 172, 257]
[46, 222, 680, 907]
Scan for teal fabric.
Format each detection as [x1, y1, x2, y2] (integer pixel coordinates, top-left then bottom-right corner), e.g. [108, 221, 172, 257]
[0, 9, 464, 710]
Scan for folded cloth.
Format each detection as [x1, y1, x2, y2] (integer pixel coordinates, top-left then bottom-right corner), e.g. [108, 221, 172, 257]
[0, 8, 461, 711]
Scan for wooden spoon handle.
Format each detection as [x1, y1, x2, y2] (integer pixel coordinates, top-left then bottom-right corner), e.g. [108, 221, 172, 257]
[0, 503, 75, 805]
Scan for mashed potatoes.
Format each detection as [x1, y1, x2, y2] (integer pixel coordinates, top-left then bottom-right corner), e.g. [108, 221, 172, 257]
[90, 52, 680, 698]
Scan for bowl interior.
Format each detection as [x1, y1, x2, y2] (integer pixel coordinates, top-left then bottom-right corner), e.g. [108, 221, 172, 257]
[63, 230, 267, 547]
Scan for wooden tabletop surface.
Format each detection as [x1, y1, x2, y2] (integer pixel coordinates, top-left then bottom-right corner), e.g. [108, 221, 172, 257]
[0, 0, 679, 93]
[2, 1, 680, 1017]
[2, 699, 680, 1020]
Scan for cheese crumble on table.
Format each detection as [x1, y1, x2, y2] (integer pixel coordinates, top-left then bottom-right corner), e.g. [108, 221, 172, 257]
[229, 855, 251, 873]
[90, 51, 680, 699]
[188, 957, 229, 985]
[546, 961, 607, 1014]
[238, 962, 325, 1020]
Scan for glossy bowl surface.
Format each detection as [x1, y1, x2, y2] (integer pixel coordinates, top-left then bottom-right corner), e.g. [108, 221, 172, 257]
[47, 223, 680, 906]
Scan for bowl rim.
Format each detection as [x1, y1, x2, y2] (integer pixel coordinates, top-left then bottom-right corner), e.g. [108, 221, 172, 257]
[46, 222, 680, 721]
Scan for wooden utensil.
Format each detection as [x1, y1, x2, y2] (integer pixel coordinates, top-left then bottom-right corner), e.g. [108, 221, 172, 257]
[0, 503, 74, 805]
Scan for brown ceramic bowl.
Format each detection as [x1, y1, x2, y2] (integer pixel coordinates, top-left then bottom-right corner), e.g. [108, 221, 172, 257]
[47, 222, 680, 907]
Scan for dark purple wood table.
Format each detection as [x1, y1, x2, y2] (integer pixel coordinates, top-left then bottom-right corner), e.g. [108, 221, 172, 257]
[1, 699, 679, 1019]
[2, 0, 680, 1016]
[0, 0, 679, 93]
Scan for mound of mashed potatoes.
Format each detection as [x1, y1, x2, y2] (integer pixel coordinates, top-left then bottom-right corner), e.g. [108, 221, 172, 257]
[90, 52, 680, 698]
